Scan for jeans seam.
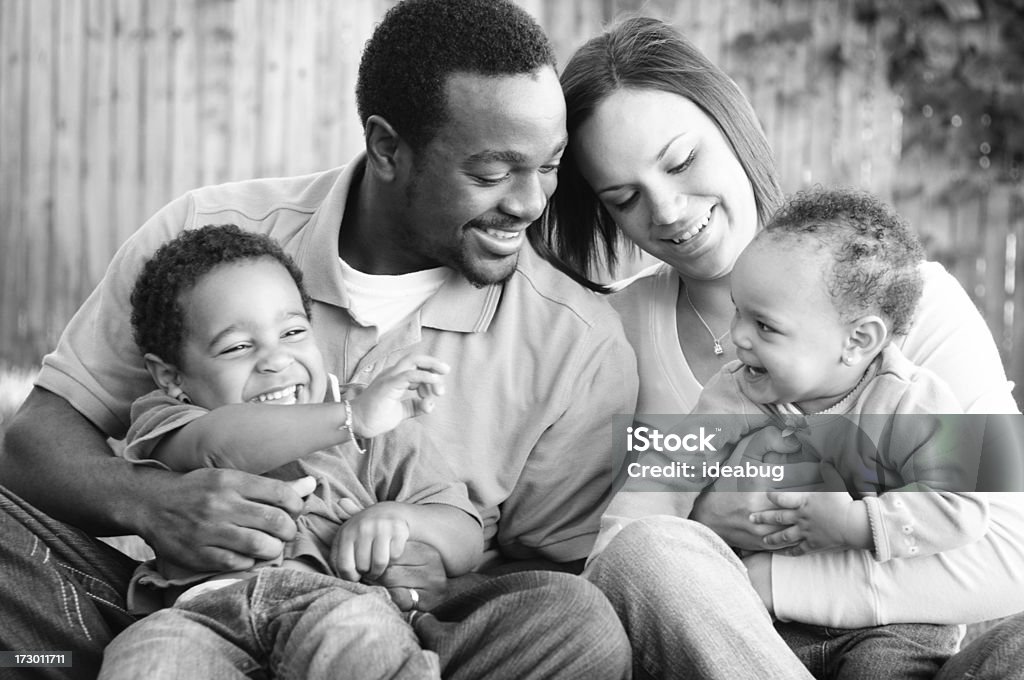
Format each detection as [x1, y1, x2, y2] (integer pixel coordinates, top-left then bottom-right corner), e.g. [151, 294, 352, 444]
[56, 561, 128, 610]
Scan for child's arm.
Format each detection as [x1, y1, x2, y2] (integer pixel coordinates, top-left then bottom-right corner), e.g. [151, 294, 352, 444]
[149, 355, 449, 473]
[330, 501, 482, 582]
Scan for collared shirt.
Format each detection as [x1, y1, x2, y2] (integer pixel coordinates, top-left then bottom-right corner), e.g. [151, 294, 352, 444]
[38, 156, 639, 563]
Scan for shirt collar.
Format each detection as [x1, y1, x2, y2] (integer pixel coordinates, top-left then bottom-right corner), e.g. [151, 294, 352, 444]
[297, 153, 548, 334]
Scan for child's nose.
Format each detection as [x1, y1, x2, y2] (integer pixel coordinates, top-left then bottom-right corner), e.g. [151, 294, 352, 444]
[257, 347, 293, 372]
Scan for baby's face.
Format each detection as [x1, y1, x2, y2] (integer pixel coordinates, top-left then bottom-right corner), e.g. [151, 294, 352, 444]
[728, 238, 854, 412]
[174, 257, 327, 409]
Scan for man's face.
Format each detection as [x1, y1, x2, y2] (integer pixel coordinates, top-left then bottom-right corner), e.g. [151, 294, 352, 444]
[398, 67, 566, 286]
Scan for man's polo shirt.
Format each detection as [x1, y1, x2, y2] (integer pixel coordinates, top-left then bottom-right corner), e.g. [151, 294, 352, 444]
[38, 156, 639, 564]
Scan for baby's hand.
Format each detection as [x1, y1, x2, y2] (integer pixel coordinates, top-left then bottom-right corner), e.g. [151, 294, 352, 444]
[750, 491, 868, 556]
[350, 355, 450, 438]
[331, 502, 410, 582]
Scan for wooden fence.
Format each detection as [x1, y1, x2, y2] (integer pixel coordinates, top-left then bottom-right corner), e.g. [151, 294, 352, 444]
[2, 0, 1022, 407]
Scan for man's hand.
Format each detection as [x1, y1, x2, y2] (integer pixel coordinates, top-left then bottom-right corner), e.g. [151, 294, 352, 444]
[330, 502, 411, 582]
[371, 540, 481, 612]
[140, 468, 307, 572]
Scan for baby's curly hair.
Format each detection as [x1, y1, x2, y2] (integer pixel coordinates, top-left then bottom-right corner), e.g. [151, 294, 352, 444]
[356, 0, 555, 151]
[763, 188, 924, 337]
[130, 224, 312, 367]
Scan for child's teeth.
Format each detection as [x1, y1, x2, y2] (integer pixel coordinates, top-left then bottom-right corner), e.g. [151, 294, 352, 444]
[256, 386, 296, 402]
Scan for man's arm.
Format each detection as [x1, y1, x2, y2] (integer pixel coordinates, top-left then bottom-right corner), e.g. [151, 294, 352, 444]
[1, 388, 306, 573]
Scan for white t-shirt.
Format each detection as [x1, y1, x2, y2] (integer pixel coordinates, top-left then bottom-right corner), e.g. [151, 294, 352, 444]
[339, 258, 450, 336]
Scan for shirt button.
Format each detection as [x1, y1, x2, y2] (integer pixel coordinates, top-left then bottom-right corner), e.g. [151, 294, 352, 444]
[901, 525, 914, 534]
[909, 546, 920, 555]
[363, 363, 376, 373]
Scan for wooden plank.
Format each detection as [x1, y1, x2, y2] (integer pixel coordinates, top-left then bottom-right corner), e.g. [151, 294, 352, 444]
[52, 0, 87, 333]
[112, 0, 144, 247]
[24, 0, 56, 358]
[168, 0, 200, 198]
[229, 0, 261, 180]
[284, 0, 317, 174]
[195, 0, 233, 187]
[258, 0, 289, 177]
[1009, 193, 1024, 409]
[1, 0, 29, 363]
[82, 0, 115, 288]
[141, 0, 176, 221]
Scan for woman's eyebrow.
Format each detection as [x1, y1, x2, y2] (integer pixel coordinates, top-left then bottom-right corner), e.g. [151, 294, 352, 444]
[595, 133, 689, 195]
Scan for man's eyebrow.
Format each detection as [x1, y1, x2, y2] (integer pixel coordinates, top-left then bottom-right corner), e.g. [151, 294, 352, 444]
[465, 138, 567, 166]
[465, 149, 528, 164]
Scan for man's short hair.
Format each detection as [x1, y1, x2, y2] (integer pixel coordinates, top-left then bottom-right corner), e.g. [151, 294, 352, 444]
[356, 0, 555, 151]
[130, 224, 312, 367]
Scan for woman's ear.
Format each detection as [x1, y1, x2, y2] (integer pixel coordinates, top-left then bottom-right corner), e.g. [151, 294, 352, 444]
[364, 114, 405, 182]
[842, 315, 888, 366]
[143, 353, 189, 403]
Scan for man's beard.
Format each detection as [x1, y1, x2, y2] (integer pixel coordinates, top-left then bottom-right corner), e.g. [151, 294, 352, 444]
[402, 181, 520, 287]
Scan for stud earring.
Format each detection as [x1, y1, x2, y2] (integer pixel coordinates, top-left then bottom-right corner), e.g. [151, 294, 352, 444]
[842, 355, 854, 366]
[167, 386, 192, 404]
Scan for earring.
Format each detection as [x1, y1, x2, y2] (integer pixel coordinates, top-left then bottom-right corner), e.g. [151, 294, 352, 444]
[167, 386, 192, 404]
[842, 355, 854, 366]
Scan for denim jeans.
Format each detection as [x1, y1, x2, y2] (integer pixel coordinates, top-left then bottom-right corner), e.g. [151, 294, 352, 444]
[587, 515, 1023, 680]
[587, 516, 814, 680]
[98, 569, 438, 680]
[776, 620, 960, 679]
[936, 615, 1024, 680]
[0, 484, 630, 680]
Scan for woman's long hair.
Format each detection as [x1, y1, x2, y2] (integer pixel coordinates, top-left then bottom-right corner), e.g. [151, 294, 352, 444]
[540, 16, 783, 284]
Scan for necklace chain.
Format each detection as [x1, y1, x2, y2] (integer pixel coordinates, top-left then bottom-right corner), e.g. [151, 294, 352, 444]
[684, 285, 730, 356]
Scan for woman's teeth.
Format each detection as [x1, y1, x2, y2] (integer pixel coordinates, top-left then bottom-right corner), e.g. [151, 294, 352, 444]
[670, 208, 713, 244]
[252, 385, 298, 403]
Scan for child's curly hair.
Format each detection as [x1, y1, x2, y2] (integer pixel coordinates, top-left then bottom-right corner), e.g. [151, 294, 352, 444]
[764, 188, 924, 336]
[130, 224, 313, 367]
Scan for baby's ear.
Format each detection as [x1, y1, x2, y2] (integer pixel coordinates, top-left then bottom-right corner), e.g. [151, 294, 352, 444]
[143, 353, 183, 394]
[844, 315, 888, 365]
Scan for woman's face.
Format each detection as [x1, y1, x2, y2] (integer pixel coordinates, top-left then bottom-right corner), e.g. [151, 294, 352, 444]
[574, 88, 758, 280]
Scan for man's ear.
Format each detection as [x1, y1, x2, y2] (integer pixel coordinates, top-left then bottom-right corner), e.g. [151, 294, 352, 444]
[364, 114, 406, 182]
[144, 353, 184, 396]
[843, 315, 888, 366]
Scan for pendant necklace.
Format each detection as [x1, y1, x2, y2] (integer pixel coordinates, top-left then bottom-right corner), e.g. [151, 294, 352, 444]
[684, 285, 730, 356]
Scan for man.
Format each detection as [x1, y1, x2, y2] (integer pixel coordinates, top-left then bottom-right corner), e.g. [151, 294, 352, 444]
[0, 1, 637, 678]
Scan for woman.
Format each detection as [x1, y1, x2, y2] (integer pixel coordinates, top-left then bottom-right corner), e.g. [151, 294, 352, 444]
[546, 16, 1024, 680]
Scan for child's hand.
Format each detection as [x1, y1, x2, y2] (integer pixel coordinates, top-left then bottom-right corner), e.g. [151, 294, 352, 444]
[331, 502, 411, 581]
[750, 491, 870, 555]
[350, 355, 450, 438]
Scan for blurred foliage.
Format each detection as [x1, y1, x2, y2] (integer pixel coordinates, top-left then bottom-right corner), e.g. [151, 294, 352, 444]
[863, 0, 1024, 183]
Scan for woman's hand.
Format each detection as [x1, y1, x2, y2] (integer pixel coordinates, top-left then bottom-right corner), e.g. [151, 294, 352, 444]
[751, 491, 871, 556]
[690, 491, 796, 552]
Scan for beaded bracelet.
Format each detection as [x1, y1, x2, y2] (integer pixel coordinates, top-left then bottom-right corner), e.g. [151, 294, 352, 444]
[342, 399, 367, 455]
